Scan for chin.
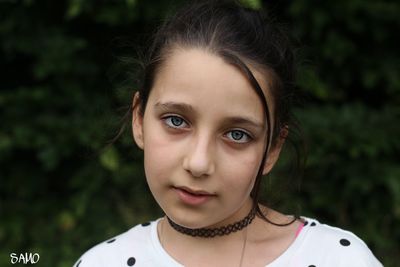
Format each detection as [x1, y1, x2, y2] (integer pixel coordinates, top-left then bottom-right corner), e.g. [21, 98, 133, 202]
[166, 208, 218, 229]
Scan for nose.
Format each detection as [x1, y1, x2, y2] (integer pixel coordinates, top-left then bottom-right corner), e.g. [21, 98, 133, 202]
[182, 133, 215, 178]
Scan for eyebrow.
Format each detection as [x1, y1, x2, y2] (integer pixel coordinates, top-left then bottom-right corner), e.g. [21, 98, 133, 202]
[154, 101, 197, 115]
[154, 101, 264, 130]
[223, 116, 265, 130]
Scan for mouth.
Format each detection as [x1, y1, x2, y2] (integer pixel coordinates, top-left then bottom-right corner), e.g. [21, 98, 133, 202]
[173, 186, 216, 205]
[174, 186, 215, 196]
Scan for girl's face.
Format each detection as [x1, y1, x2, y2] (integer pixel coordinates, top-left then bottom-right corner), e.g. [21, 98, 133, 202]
[133, 48, 279, 229]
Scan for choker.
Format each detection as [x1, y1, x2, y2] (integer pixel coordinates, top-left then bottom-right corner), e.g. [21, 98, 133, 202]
[166, 207, 257, 238]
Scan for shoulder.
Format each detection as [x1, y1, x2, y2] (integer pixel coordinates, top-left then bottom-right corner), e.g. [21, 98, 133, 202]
[297, 217, 383, 267]
[73, 220, 157, 267]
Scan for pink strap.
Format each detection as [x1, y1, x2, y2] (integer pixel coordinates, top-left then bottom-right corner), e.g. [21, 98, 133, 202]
[295, 222, 305, 238]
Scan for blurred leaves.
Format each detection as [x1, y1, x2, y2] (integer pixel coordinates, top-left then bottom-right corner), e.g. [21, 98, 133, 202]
[240, 0, 261, 10]
[100, 146, 120, 171]
[0, 0, 399, 266]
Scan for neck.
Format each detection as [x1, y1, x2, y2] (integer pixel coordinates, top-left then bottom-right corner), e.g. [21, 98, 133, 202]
[157, 204, 257, 267]
[158, 201, 255, 245]
[159, 218, 251, 267]
[166, 206, 256, 238]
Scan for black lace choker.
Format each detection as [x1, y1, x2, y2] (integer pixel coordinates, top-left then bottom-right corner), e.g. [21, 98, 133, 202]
[166, 207, 257, 238]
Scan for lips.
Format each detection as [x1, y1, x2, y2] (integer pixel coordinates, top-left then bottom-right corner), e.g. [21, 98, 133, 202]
[173, 186, 215, 205]
[175, 186, 214, 196]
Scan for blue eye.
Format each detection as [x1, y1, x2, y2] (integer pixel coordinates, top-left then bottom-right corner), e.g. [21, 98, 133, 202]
[226, 130, 251, 143]
[163, 116, 188, 128]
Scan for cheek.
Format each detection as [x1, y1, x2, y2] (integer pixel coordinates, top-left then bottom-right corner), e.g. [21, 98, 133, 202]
[220, 147, 263, 192]
[142, 120, 181, 183]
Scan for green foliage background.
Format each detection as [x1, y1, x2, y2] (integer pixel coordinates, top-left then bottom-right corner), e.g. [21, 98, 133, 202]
[1, 0, 399, 266]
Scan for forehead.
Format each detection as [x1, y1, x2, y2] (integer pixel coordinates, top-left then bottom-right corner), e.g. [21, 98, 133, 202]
[150, 48, 271, 120]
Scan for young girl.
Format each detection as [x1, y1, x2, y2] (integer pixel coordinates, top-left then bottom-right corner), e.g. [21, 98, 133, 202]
[75, 1, 382, 266]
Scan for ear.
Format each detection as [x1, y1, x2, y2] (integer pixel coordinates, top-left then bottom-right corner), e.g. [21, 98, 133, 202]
[132, 92, 144, 150]
[262, 126, 288, 175]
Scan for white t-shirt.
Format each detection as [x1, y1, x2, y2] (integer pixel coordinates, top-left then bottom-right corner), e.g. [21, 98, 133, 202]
[74, 217, 383, 267]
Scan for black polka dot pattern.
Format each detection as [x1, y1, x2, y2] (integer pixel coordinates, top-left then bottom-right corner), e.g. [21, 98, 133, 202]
[127, 257, 136, 266]
[77, 219, 355, 267]
[340, 238, 351, 246]
[302, 220, 354, 267]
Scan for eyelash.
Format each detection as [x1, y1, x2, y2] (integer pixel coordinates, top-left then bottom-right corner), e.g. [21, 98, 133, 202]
[162, 115, 189, 129]
[225, 129, 252, 143]
[161, 115, 253, 144]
